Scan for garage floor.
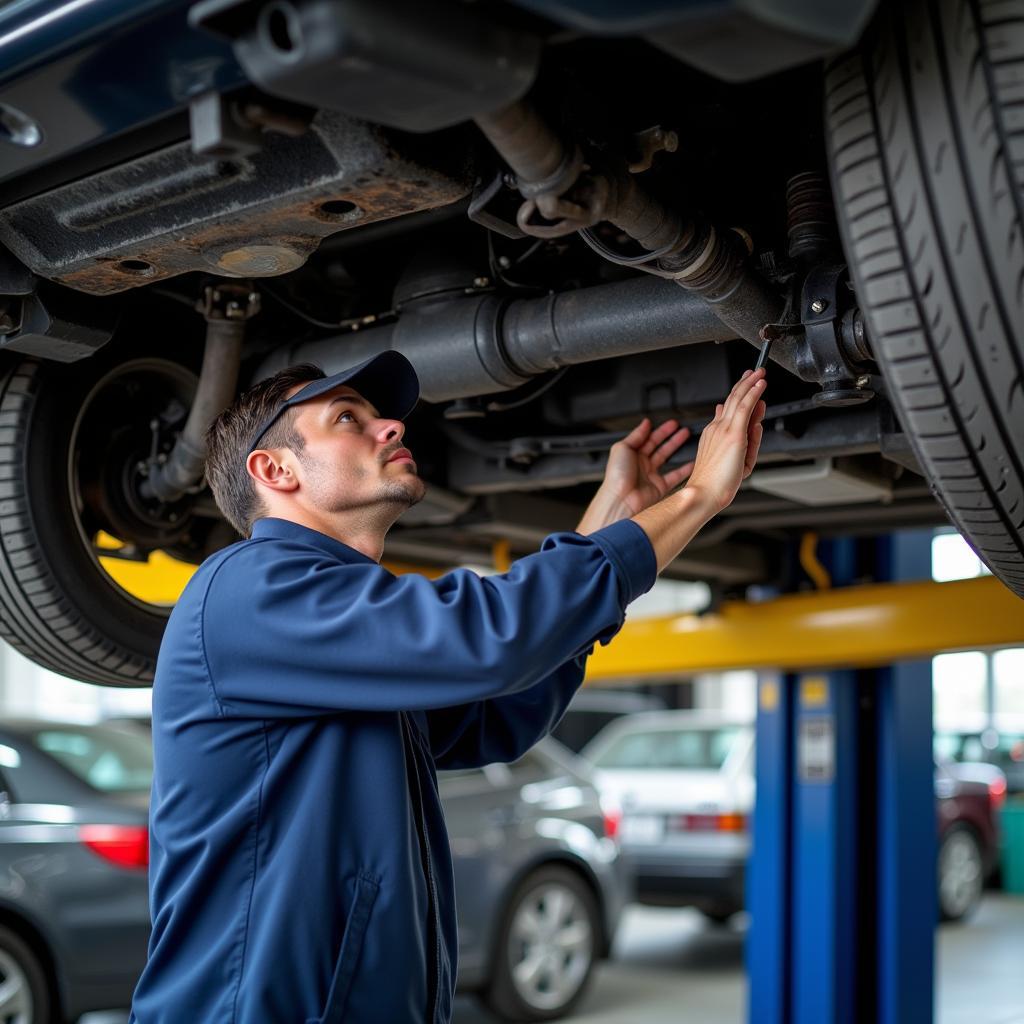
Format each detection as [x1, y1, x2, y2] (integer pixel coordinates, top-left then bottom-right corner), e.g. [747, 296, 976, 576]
[85, 894, 1022, 1024]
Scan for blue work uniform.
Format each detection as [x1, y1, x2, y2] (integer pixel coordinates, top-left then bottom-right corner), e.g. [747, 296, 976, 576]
[128, 515, 656, 1024]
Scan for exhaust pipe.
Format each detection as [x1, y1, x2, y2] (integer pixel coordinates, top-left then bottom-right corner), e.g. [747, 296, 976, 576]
[255, 271, 735, 402]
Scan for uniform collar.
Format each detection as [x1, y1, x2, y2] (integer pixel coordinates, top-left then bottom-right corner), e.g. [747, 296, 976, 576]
[250, 517, 379, 565]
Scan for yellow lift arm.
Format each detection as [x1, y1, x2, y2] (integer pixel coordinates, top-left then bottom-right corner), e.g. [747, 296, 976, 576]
[587, 575, 1024, 678]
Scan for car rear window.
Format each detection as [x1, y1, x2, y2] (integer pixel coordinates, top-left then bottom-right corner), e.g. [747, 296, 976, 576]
[32, 725, 153, 793]
[591, 726, 745, 770]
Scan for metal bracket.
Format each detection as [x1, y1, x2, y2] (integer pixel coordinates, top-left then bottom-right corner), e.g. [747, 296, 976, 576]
[190, 92, 263, 159]
[800, 264, 874, 407]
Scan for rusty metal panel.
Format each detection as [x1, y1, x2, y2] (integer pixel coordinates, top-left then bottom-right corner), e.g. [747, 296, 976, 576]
[0, 111, 473, 295]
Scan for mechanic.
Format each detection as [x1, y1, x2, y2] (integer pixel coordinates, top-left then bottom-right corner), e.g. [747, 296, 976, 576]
[127, 351, 766, 1024]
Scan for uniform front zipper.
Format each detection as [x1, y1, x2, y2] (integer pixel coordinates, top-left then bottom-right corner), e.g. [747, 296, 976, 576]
[401, 712, 442, 1024]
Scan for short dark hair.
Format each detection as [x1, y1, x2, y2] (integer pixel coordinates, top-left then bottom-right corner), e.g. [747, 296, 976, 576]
[205, 364, 326, 537]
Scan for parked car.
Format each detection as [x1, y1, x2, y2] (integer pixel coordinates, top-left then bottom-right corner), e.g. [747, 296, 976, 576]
[935, 728, 1024, 796]
[0, 0, 1021, 691]
[581, 711, 1005, 923]
[0, 719, 152, 1024]
[581, 712, 753, 924]
[934, 758, 1004, 921]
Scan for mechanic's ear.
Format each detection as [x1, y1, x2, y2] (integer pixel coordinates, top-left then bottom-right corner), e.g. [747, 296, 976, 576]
[246, 450, 299, 492]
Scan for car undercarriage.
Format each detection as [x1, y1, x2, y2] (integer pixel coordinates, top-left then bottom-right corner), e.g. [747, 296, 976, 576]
[0, 0, 1020, 683]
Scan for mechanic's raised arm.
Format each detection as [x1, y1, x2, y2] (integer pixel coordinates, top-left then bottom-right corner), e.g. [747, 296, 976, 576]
[203, 370, 764, 718]
[201, 518, 654, 717]
[580, 367, 767, 571]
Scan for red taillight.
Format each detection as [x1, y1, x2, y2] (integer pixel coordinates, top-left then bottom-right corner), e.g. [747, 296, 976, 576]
[602, 808, 621, 840]
[673, 813, 748, 832]
[80, 825, 149, 870]
[989, 777, 1007, 811]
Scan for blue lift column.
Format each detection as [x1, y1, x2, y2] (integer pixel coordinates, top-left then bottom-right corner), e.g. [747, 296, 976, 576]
[747, 532, 936, 1024]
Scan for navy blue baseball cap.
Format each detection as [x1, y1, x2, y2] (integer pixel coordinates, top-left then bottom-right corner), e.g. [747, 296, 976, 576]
[247, 350, 420, 454]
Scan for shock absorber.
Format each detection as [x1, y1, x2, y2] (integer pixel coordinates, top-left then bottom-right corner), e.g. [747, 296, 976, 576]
[786, 170, 843, 265]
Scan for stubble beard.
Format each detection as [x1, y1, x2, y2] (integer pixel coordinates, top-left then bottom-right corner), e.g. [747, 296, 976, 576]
[378, 472, 426, 511]
[301, 449, 425, 521]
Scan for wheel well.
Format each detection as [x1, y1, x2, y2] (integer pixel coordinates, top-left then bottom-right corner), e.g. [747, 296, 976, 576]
[0, 906, 66, 1019]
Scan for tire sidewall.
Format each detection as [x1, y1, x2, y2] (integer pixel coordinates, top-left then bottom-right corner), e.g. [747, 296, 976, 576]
[826, 0, 1024, 597]
[1, 336, 204, 684]
[25, 353, 173, 656]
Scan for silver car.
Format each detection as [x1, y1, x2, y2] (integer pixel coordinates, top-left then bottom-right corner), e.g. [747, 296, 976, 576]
[580, 712, 754, 924]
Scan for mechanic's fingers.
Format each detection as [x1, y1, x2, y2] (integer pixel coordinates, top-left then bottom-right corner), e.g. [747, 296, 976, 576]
[728, 370, 766, 427]
[722, 368, 755, 419]
[650, 426, 690, 468]
[641, 418, 679, 456]
[663, 461, 695, 489]
[620, 418, 652, 449]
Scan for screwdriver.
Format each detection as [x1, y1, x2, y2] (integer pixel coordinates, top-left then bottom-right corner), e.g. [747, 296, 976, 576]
[754, 335, 773, 372]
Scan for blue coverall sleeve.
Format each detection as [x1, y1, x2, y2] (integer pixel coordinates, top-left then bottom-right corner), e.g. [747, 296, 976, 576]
[425, 655, 588, 770]
[202, 519, 656, 717]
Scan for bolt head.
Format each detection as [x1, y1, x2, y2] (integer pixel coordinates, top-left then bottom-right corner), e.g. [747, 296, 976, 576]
[810, 298, 828, 314]
[473, 276, 490, 288]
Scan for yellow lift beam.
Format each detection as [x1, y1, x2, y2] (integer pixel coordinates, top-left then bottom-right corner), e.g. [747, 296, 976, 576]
[96, 536, 447, 605]
[588, 575, 1024, 678]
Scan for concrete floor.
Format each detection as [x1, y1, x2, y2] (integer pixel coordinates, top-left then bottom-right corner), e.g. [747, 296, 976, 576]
[85, 894, 1023, 1024]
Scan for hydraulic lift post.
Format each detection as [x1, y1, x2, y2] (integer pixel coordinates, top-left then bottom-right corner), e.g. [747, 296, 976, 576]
[747, 532, 935, 1024]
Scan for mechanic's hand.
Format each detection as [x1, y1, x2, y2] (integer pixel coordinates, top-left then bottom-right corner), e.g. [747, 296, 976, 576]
[686, 368, 767, 514]
[576, 417, 695, 533]
[604, 416, 696, 515]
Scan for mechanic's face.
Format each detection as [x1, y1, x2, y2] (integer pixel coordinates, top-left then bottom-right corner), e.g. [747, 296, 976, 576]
[286, 383, 425, 516]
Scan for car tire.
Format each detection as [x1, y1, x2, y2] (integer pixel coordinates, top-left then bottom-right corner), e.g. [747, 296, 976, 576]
[826, 0, 1024, 597]
[0, 346, 204, 686]
[0, 923, 54, 1024]
[483, 864, 601, 1023]
[938, 824, 984, 922]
